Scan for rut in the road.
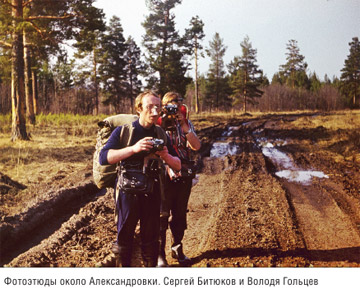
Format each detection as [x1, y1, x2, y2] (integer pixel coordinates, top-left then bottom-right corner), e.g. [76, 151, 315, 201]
[1, 181, 102, 266]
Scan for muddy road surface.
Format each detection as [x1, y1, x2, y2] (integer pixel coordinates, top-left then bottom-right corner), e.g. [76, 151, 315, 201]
[1, 113, 360, 267]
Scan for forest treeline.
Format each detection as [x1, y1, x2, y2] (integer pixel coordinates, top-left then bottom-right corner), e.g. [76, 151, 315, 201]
[0, 0, 359, 140]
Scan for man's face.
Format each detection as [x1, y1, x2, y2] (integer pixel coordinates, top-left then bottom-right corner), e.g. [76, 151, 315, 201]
[139, 94, 161, 127]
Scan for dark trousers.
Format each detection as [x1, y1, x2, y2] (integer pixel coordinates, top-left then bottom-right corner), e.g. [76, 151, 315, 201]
[161, 177, 192, 246]
[116, 186, 160, 267]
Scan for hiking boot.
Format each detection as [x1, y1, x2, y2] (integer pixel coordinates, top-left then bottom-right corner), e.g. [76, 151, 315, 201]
[171, 243, 191, 267]
[112, 242, 132, 267]
[157, 252, 168, 267]
[141, 241, 159, 267]
[157, 229, 168, 267]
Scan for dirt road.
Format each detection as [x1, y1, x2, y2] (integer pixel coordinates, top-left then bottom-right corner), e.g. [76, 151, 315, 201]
[1, 113, 360, 267]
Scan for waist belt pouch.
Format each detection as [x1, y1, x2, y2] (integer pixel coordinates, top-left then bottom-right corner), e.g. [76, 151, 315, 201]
[180, 159, 197, 179]
[119, 169, 154, 194]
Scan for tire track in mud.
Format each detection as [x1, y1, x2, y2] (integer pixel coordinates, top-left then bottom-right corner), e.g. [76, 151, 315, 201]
[1, 181, 102, 266]
[164, 121, 309, 267]
[4, 188, 112, 267]
[279, 179, 360, 262]
[4, 188, 146, 267]
[248, 116, 360, 266]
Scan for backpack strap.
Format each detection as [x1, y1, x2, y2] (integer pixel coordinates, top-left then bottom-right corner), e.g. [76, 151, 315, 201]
[119, 123, 135, 149]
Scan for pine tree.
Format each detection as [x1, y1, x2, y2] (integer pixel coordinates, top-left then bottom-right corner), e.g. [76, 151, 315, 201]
[73, 5, 105, 115]
[184, 15, 205, 113]
[279, 39, 308, 88]
[309, 72, 322, 92]
[340, 37, 360, 107]
[99, 16, 128, 112]
[142, 0, 190, 96]
[124, 37, 144, 113]
[228, 36, 263, 113]
[205, 32, 229, 111]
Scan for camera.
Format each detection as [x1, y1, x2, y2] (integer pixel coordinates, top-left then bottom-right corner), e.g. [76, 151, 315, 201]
[163, 104, 178, 115]
[149, 138, 165, 152]
[161, 104, 179, 131]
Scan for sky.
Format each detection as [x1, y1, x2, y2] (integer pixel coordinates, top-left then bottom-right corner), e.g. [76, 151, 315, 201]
[93, 0, 360, 81]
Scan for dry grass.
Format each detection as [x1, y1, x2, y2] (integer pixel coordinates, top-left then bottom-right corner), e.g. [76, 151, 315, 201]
[292, 110, 360, 131]
[0, 132, 94, 186]
[0, 114, 105, 216]
[291, 110, 360, 163]
[0, 114, 105, 186]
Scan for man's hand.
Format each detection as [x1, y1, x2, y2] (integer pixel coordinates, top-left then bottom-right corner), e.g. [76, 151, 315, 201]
[132, 136, 154, 153]
[155, 146, 181, 171]
[155, 146, 170, 160]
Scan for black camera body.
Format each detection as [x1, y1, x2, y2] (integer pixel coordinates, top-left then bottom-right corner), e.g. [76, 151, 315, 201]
[149, 138, 165, 152]
[163, 104, 178, 115]
[161, 104, 178, 131]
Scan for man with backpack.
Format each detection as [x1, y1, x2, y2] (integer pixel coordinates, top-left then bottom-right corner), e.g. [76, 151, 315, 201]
[99, 91, 181, 267]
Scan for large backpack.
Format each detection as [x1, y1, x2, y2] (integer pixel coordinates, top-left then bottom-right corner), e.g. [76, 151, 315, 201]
[92, 114, 167, 189]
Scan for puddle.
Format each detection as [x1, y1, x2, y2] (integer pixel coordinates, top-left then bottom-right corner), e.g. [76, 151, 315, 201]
[261, 143, 293, 169]
[258, 138, 328, 185]
[275, 170, 329, 184]
[221, 126, 240, 137]
[210, 125, 242, 158]
[210, 142, 241, 158]
[210, 125, 329, 185]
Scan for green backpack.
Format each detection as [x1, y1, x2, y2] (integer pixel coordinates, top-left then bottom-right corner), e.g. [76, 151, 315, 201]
[92, 114, 167, 189]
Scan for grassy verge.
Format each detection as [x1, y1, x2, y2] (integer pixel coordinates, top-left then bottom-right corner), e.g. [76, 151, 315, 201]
[291, 110, 360, 163]
[0, 114, 107, 216]
[0, 114, 107, 182]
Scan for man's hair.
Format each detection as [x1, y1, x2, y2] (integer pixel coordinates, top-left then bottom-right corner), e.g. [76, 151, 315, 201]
[162, 92, 182, 106]
[134, 90, 160, 114]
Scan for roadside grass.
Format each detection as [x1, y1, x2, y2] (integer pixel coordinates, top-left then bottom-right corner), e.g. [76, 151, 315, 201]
[291, 110, 360, 163]
[0, 114, 107, 216]
[0, 114, 106, 183]
[292, 110, 360, 131]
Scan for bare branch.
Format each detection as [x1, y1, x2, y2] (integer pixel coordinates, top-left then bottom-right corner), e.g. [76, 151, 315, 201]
[0, 40, 12, 48]
[22, 0, 34, 7]
[26, 20, 46, 37]
[27, 14, 74, 21]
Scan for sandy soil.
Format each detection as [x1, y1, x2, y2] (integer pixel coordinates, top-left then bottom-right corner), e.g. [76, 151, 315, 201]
[1, 113, 360, 267]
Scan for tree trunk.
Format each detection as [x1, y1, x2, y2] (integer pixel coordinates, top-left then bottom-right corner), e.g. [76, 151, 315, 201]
[194, 37, 200, 114]
[243, 75, 248, 114]
[243, 94, 247, 114]
[54, 76, 57, 113]
[129, 62, 134, 114]
[24, 30, 35, 125]
[93, 49, 99, 115]
[11, 0, 29, 141]
[32, 68, 38, 114]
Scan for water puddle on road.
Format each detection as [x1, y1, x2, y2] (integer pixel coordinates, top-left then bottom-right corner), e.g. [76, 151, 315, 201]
[210, 141, 241, 158]
[210, 124, 329, 185]
[257, 138, 329, 185]
[210, 125, 242, 158]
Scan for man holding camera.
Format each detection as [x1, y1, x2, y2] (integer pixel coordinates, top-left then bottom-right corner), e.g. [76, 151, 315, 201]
[157, 92, 201, 267]
[99, 91, 181, 267]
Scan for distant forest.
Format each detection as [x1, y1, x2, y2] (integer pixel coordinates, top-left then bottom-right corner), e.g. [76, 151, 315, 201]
[0, 0, 359, 140]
